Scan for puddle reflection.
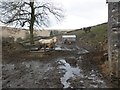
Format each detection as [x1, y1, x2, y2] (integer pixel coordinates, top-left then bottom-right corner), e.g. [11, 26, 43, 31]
[57, 58, 81, 88]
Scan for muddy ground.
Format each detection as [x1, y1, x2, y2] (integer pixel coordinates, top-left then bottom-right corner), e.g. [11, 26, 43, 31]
[2, 41, 118, 88]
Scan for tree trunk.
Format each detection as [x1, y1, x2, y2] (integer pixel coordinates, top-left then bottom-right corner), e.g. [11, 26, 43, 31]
[29, 1, 35, 45]
[29, 29, 34, 44]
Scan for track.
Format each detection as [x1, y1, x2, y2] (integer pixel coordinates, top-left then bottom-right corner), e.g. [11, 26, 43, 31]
[2, 41, 112, 88]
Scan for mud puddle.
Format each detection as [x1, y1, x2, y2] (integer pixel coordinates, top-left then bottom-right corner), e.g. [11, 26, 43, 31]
[56, 57, 109, 88]
[57, 58, 81, 88]
[55, 46, 75, 51]
[55, 45, 88, 53]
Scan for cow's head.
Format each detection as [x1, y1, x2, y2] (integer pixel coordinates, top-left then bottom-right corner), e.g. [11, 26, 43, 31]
[52, 37, 57, 43]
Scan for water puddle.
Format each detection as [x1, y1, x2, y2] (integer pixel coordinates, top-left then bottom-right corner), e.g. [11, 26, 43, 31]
[55, 47, 71, 51]
[55, 45, 76, 51]
[55, 46, 89, 54]
[57, 58, 81, 88]
[57, 58, 108, 88]
[77, 48, 89, 54]
[55, 47, 62, 51]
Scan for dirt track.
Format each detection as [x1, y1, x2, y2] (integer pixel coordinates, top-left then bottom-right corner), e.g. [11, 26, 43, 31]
[2, 42, 114, 88]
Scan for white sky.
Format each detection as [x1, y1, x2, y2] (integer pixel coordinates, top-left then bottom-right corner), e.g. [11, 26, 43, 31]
[0, 0, 108, 30]
[50, 0, 108, 29]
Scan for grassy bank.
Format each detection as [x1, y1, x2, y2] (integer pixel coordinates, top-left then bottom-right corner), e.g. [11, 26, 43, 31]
[67, 23, 108, 51]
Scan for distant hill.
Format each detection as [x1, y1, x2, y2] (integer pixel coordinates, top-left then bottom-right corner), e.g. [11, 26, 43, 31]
[66, 22, 108, 51]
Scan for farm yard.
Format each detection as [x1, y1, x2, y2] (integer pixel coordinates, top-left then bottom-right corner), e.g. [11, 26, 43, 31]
[2, 40, 110, 88]
[2, 24, 118, 88]
[0, 0, 120, 89]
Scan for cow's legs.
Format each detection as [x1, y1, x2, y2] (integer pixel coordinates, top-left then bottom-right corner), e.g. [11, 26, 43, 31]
[44, 44, 46, 52]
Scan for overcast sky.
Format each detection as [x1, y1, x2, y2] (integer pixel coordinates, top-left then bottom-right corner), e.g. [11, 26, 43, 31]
[0, 0, 108, 30]
[50, 0, 108, 29]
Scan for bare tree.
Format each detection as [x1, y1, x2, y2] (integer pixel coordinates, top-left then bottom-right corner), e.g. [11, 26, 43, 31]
[0, 0, 64, 44]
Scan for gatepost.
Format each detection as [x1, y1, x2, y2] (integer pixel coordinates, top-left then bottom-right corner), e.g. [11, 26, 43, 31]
[106, 0, 120, 79]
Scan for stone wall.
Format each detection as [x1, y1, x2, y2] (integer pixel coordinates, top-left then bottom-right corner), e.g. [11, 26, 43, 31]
[107, 2, 120, 78]
[0, 26, 51, 41]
